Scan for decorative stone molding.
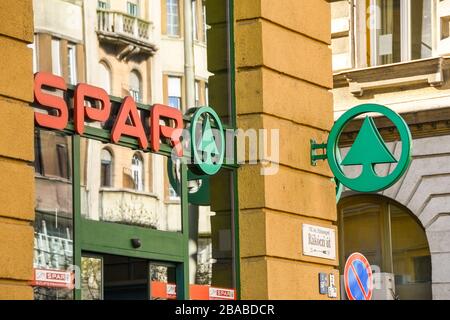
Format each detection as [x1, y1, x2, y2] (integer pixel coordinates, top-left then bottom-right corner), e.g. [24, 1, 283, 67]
[334, 57, 450, 96]
[340, 107, 450, 146]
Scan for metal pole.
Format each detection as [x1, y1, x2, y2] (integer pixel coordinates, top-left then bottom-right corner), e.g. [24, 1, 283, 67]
[183, 0, 199, 287]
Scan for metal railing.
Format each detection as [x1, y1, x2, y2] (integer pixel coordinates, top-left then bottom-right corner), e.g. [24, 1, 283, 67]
[34, 232, 73, 269]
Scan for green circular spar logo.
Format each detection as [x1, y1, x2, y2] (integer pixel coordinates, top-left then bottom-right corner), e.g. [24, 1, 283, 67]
[327, 104, 412, 193]
[190, 106, 224, 176]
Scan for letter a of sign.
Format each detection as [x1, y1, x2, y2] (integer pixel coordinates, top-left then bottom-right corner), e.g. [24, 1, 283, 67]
[111, 96, 148, 149]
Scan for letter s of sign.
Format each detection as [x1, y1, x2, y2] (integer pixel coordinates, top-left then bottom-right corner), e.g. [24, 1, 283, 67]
[74, 83, 111, 135]
[150, 104, 183, 157]
[34, 72, 68, 130]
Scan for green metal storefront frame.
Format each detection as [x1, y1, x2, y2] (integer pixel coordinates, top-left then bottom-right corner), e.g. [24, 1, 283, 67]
[227, 0, 241, 300]
[51, 0, 240, 300]
[67, 104, 237, 300]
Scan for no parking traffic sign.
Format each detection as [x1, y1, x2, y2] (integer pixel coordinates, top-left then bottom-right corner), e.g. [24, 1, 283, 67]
[344, 253, 373, 300]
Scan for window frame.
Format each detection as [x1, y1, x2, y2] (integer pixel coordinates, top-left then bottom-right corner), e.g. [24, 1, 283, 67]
[167, 75, 182, 110]
[127, 1, 139, 17]
[202, 3, 207, 43]
[131, 152, 144, 191]
[98, 0, 108, 10]
[51, 38, 62, 76]
[192, 0, 198, 41]
[67, 44, 77, 85]
[98, 61, 112, 95]
[129, 70, 142, 103]
[194, 80, 200, 107]
[359, 0, 434, 67]
[100, 148, 113, 188]
[167, 0, 181, 37]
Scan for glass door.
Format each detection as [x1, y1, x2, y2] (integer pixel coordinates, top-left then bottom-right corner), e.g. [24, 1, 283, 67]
[81, 253, 178, 300]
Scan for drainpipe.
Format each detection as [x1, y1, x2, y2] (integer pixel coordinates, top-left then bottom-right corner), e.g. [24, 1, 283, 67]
[184, 0, 196, 110]
[184, 0, 199, 285]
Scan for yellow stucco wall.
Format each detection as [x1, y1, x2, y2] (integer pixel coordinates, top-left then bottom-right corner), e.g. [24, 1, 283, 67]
[0, 0, 35, 300]
[0, 0, 338, 300]
[235, 0, 339, 299]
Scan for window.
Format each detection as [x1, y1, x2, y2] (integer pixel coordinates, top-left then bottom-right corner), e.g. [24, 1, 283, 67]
[366, 0, 432, 66]
[168, 185, 179, 200]
[192, 0, 198, 41]
[205, 83, 209, 106]
[51, 38, 61, 76]
[167, 0, 180, 36]
[101, 149, 113, 187]
[202, 4, 207, 43]
[34, 130, 70, 179]
[67, 44, 77, 85]
[195, 80, 200, 107]
[81, 140, 181, 231]
[127, 1, 138, 17]
[98, 0, 108, 9]
[34, 130, 44, 175]
[168, 76, 182, 109]
[98, 61, 112, 94]
[410, 0, 432, 60]
[33, 130, 73, 300]
[190, 170, 237, 290]
[57, 143, 70, 179]
[132, 153, 144, 191]
[129, 70, 142, 103]
[29, 35, 38, 73]
[339, 196, 432, 300]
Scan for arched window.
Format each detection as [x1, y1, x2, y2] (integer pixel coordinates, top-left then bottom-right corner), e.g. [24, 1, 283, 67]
[339, 195, 432, 300]
[100, 149, 113, 187]
[99, 61, 112, 94]
[131, 153, 144, 191]
[129, 70, 142, 103]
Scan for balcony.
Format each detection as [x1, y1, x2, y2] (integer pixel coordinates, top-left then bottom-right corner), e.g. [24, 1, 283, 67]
[96, 9, 157, 60]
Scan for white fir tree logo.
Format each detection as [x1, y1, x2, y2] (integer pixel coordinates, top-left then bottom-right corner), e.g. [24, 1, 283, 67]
[342, 116, 397, 180]
[197, 114, 219, 166]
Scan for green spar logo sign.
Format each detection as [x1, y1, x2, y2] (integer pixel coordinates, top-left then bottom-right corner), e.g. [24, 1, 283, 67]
[323, 104, 412, 193]
[189, 106, 225, 176]
[167, 106, 224, 205]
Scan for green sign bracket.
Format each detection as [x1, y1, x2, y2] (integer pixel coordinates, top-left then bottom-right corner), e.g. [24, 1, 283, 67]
[310, 139, 328, 166]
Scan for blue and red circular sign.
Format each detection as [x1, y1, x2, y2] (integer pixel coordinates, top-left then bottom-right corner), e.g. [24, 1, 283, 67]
[344, 253, 373, 300]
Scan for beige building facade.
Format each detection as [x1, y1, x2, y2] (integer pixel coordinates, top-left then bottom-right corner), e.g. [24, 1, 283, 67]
[332, 0, 450, 299]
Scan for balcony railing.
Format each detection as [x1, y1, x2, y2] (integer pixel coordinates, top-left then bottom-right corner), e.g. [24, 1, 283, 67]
[96, 9, 157, 58]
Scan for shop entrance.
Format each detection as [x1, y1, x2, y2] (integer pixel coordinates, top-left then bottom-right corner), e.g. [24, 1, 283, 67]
[81, 253, 177, 300]
[338, 195, 432, 300]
